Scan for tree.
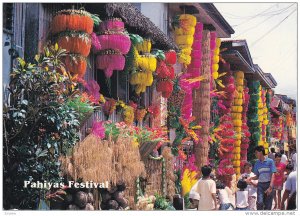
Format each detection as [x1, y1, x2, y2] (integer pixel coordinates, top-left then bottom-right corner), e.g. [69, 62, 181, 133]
[3, 44, 81, 209]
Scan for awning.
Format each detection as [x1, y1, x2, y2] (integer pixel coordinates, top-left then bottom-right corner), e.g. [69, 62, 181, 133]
[221, 49, 255, 73]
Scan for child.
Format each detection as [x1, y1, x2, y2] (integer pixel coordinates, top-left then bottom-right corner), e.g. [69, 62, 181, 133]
[240, 162, 258, 210]
[236, 179, 249, 210]
[216, 181, 234, 210]
[273, 153, 286, 210]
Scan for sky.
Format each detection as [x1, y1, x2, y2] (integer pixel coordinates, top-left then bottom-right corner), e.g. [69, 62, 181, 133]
[214, 3, 297, 100]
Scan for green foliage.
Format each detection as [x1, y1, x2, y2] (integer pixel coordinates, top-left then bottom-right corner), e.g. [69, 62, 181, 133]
[184, 193, 191, 209]
[66, 96, 94, 125]
[154, 194, 171, 210]
[3, 45, 81, 209]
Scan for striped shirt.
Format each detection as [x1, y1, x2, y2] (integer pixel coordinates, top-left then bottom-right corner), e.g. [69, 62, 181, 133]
[253, 157, 277, 183]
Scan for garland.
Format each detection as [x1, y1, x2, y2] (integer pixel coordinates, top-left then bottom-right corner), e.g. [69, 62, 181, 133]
[240, 86, 250, 166]
[232, 71, 244, 177]
[247, 80, 260, 161]
[173, 14, 197, 66]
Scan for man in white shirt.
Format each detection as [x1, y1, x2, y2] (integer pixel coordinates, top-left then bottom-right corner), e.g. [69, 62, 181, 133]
[280, 150, 288, 164]
[281, 164, 296, 210]
[195, 165, 217, 210]
[240, 162, 258, 210]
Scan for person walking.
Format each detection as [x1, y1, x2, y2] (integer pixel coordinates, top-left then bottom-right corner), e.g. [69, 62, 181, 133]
[273, 153, 286, 210]
[281, 164, 297, 210]
[280, 149, 288, 165]
[240, 162, 258, 210]
[291, 150, 297, 171]
[195, 165, 217, 210]
[268, 147, 276, 161]
[235, 179, 249, 210]
[246, 146, 277, 210]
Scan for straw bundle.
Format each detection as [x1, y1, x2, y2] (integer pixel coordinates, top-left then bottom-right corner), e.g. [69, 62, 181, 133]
[60, 133, 145, 187]
[162, 147, 176, 201]
[193, 30, 211, 169]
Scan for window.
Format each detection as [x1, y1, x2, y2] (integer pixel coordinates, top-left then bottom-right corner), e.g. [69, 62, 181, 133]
[96, 70, 128, 102]
[3, 3, 14, 32]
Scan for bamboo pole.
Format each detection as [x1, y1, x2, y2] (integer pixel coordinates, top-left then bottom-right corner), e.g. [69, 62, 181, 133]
[193, 30, 211, 169]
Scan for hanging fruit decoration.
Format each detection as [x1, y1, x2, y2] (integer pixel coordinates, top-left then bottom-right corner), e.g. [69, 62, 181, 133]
[173, 14, 197, 66]
[231, 71, 244, 177]
[51, 9, 100, 77]
[156, 50, 177, 98]
[92, 18, 131, 78]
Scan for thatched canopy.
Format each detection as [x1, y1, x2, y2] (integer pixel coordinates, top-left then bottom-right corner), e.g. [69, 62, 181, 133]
[104, 3, 178, 51]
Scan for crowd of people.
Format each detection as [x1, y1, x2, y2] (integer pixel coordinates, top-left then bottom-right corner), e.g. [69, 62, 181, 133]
[186, 146, 297, 211]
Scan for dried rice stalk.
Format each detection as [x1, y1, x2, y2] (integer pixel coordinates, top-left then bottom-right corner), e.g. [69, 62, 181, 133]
[162, 147, 176, 201]
[193, 30, 211, 169]
[60, 133, 145, 188]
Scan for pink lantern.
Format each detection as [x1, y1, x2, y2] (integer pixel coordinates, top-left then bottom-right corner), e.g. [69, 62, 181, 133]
[96, 54, 125, 78]
[97, 34, 131, 54]
[98, 19, 125, 32]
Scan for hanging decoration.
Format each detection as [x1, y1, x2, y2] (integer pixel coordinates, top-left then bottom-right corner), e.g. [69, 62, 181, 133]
[51, 9, 100, 34]
[180, 155, 199, 197]
[179, 22, 204, 120]
[259, 88, 269, 154]
[240, 86, 250, 165]
[173, 14, 197, 66]
[156, 50, 177, 98]
[129, 38, 157, 94]
[92, 18, 131, 78]
[247, 80, 261, 161]
[216, 115, 236, 177]
[266, 90, 272, 143]
[231, 71, 244, 177]
[51, 9, 99, 77]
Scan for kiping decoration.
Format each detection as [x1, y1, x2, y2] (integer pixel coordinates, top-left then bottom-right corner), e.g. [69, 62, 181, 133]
[156, 50, 177, 98]
[173, 14, 197, 66]
[51, 9, 100, 77]
[130, 39, 157, 95]
[240, 86, 250, 162]
[92, 18, 131, 78]
[180, 22, 204, 120]
[231, 71, 244, 177]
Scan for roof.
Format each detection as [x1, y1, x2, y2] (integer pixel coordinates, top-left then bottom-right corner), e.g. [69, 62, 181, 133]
[264, 73, 278, 87]
[85, 3, 178, 51]
[221, 39, 254, 68]
[221, 49, 255, 73]
[167, 3, 234, 38]
[198, 3, 235, 36]
[254, 64, 276, 89]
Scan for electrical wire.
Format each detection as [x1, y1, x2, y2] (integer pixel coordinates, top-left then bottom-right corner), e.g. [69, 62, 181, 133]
[251, 9, 296, 47]
[233, 4, 296, 39]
